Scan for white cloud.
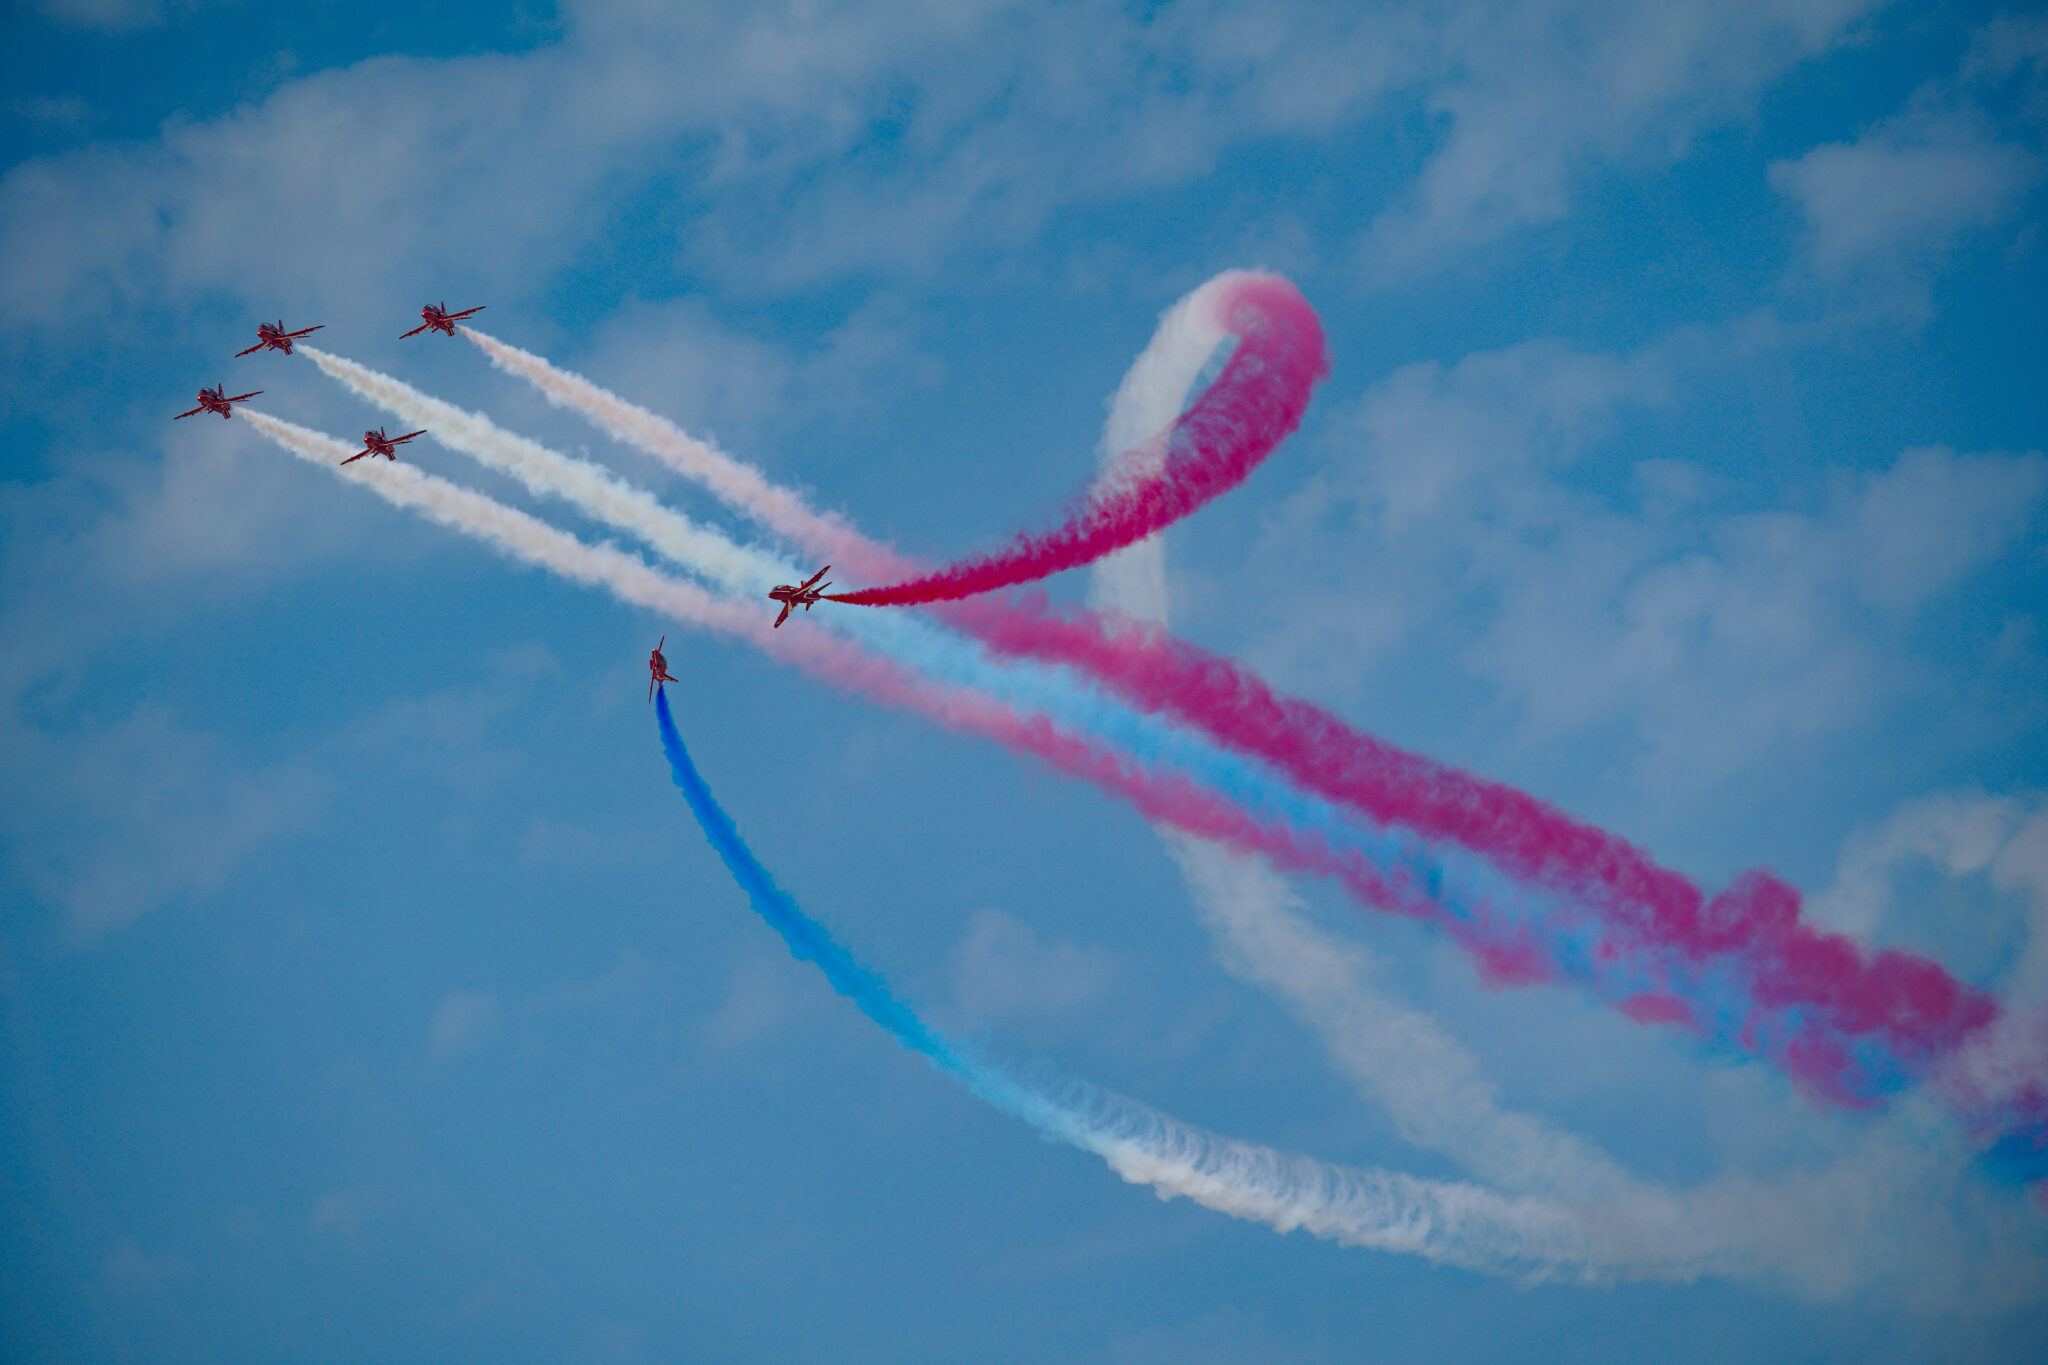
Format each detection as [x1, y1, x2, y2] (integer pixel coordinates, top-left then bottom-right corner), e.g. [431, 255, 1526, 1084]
[1992, 809, 2048, 1003]
[949, 907, 1115, 1025]
[0, 701, 324, 940]
[1808, 790, 2026, 937]
[1771, 108, 2039, 281]
[1361, 0, 1880, 277]
[1248, 337, 1668, 699]
[429, 989, 498, 1063]
[1479, 444, 2045, 785]
[700, 950, 811, 1050]
[0, 0, 1897, 346]
[1962, 12, 2048, 119]
[1250, 334, 2047, 789]
[7, 94, 96, 131]
[32, 0, 167, 32]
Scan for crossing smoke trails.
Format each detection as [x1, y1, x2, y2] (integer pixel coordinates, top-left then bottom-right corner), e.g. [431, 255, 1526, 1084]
[241, 394, 2047, 1285]
[651, 685, 1714, 1282]
[1081, 312, 1651, 1204]
[448, 296, 2046, 1161]
[313, 343, 1898, 1114]
[250, 397, 1700, 1274]
[241, 406, 1575, 989]
[821, 272, 1326, 606]
[1076, 359, 1987, 1294]
[953, 599, 2000, 1109]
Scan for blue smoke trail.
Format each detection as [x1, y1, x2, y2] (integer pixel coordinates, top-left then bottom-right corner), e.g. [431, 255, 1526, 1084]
[650, 684, 1615, 1278]
[653, 685, 1079, 1135]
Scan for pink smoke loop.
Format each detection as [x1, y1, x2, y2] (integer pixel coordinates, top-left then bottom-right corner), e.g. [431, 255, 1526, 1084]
[828, 273, 1329, 607]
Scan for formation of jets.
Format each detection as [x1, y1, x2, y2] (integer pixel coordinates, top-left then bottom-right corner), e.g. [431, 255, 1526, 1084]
[186, 303, 849, 637]
[341, 427, 426, 465]
[769, 566, 831, 627]
[179, 303, 481, 463]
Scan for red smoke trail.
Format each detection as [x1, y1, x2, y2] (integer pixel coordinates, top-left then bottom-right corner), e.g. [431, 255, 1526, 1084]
[826, 273, 1328, 607]
[950, 598, 2001, 1107]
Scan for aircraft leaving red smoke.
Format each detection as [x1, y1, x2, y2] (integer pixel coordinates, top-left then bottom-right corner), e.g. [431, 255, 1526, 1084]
[826, 273, 1325, 608]
[769, 566, 831, 627]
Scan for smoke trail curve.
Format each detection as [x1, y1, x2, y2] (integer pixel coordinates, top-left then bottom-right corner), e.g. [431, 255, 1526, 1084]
[823, 272, 1327, 606]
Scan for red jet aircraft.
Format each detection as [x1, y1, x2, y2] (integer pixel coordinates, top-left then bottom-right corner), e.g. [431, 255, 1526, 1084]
[236, 319, 324, 356]
[768, 566, 831, 628]
[402, 301, 486, 338]
[174, 384, 262, 420]
[648, 636, 680, 702]
[340, 427, 427, 465]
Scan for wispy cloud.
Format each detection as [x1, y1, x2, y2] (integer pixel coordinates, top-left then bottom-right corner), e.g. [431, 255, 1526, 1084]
[1360, 0, 1882, 278]
[1772, 108, 2038, 281]
[1771, 15, 2046, 320]
[429, 989, 498, 1064]
[1251, 336, 2046, 789]
[949, 907, 1115, 1027]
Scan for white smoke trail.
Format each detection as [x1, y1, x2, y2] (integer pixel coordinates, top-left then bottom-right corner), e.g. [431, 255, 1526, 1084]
[302, 347, 790, 596]
[1065, 1091, 1622, 1279]
[241, 410, 834, 671]
[1165, 835, 1651, 1198]
[1083, 278, 1233, 616]
[464, 280, 1242, 587]
[460, 327, 899, 578]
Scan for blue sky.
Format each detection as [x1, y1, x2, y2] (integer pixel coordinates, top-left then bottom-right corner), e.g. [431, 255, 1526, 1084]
[4, 0, 2047, 1359]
